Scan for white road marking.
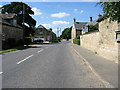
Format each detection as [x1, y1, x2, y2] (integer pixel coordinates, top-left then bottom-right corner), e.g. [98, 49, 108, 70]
[0, 72, 3, 75]
[17, 55, 34, 64]
[37, 49, 44, 53]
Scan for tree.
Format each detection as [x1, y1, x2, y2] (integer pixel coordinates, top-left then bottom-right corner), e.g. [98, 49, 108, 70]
[61, 27, 72, 40]
[1, 2, 36, 36]
[97, 2, 120, 22]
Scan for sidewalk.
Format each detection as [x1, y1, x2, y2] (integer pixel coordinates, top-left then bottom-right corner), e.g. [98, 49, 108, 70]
[69, 43, 118, 88]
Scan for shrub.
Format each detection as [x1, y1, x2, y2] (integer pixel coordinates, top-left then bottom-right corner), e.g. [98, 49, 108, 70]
[52, 40, 59, 43]
[7, 38, 16, 48]
[16, 39, 24, 46]
[73, 39, 80, 45]
[24, 37, 32, 46]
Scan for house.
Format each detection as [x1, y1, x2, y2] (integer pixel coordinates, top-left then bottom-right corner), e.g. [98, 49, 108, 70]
[82, 16, 99, 34]
[71, 18, 88, 42]
[0, 14, 23, 49]
[34, 25, 56, 42]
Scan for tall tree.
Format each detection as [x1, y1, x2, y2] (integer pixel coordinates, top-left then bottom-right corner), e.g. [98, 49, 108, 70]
[1, 2, 36, 36]
[97, 2, 120, 22]
[61, 27, 72, 39]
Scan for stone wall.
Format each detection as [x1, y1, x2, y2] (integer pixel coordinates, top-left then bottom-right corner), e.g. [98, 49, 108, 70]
[2, 24, 23, 41]
[71, 24, 76, 43]
[80, 18, 119, 63]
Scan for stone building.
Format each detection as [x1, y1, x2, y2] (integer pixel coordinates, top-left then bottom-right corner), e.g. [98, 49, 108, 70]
[71, 18, 87, 43]
[0, 14, 23, 49]
[80, 16, 119, 63]
[34, 25, 56, 42]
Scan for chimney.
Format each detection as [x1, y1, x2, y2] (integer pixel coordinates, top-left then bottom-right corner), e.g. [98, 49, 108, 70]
[98, 14, 102, 18]
[74, 18, 76, 23]
[90, 17, 92, 22]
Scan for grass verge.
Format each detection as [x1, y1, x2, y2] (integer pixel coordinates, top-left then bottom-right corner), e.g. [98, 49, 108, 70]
[0, 46, 30, 54]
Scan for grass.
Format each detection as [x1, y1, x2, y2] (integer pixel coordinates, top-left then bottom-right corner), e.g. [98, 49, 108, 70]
[73, 39, 80, 45]
[0, 46, 30, 54]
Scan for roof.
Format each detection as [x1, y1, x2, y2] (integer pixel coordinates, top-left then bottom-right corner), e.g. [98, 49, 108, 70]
[74, 22, 88, 30]
[0, 14, 16, 19]
[0, 17, 11, 25]
[86, 20, 98, 26]
[37, 25, 46, 29]
[0, 14, 22, 28]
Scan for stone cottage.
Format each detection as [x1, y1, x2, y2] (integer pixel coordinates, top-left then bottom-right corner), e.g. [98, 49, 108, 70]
[34, 25, 57, 42]
[71, 18, 87, 43]
[0, 14, 23, 49]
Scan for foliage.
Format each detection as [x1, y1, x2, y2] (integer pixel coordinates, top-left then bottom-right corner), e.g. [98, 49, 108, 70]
[7, 38, 16, 48]
[0, 46, 29, 54]
[52, 40, 59, 43]
[97, 2, 120, 22]
[16, 39, 24, 46]
[24, 37, 32, 46]
[88, 25, 98, 32]
[1, 2, 36, 36]
[73, 39, 80, 45]
[61, 27, 72, 39]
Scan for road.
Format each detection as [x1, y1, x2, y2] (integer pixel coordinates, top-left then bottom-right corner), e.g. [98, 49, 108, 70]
[2, 41, 106, 88]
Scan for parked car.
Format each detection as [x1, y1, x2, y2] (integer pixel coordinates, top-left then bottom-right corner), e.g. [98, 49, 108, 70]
[33, 37, 44, 43]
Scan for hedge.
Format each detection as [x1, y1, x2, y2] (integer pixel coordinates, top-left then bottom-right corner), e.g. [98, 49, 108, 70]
[73, 39, 80, 45]
[24, 37, 32, 46]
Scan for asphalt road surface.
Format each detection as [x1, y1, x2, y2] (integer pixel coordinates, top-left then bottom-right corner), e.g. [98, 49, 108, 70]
[2, 41, 106, 88]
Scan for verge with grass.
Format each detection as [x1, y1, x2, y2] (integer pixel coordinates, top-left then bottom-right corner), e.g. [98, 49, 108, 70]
[0, 46, 30, 54]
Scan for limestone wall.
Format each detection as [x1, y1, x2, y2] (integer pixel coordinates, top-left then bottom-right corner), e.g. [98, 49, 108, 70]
[80, 18, 118, 63]
[2, 24, 23, 41]
[71, 24, 76, 43]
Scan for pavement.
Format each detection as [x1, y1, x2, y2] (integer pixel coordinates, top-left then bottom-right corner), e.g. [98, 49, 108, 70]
[2, 41, 107, 88]
[69, 43, 118, 88]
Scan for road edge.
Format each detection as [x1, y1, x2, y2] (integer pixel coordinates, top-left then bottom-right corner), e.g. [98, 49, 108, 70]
[69, 44, 115, 88]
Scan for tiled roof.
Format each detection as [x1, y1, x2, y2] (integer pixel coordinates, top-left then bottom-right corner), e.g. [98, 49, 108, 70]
[37, 25, 45, 29]
[0, 14, 22, 28]
[0, 14, 16, 19]
[86, 20, 98, 26]
[74, 22, 88, 30]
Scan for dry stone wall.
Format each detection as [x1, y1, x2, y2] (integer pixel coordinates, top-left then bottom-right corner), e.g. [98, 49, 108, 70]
[80, 18, 118, 63]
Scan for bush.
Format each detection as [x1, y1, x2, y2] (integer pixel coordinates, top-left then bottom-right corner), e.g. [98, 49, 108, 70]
[73, 39, 80, 45]
[52, 40, 59, 43]
[16, 39, 24, 46]
[24, 37, 32, 46]
[7, 38, 16, 48]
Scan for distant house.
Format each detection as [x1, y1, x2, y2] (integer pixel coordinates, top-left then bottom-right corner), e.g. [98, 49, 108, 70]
[34, 25, 56, 42]
[82, 16, 99, 34]
[0, 14, 23, 49]
[71, 18, 88, 42]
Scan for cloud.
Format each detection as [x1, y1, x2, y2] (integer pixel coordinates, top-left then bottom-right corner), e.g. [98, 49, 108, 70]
[80, 10, 84, 14]
[41, 24, 51, 28]
[32, 7, 42, 15]
[52, 21, 70, 25]
[74, 9, 78, 12]
[51, 12, 70, 18]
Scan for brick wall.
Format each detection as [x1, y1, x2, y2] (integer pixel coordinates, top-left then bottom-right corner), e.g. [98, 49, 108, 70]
[80, 18, 119, 63]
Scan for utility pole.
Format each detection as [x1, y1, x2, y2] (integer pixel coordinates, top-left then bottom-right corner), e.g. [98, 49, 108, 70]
[57, 27, 59, 38]
[23, 3, 25, 37]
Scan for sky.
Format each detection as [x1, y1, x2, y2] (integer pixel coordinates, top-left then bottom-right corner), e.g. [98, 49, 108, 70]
[1, 1, 103, 35]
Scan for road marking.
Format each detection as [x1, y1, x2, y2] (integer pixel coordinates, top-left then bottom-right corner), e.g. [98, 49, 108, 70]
[37, 49, 44, 53]
[0, 72, 3, 75]
[17, 55, 34, 64]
